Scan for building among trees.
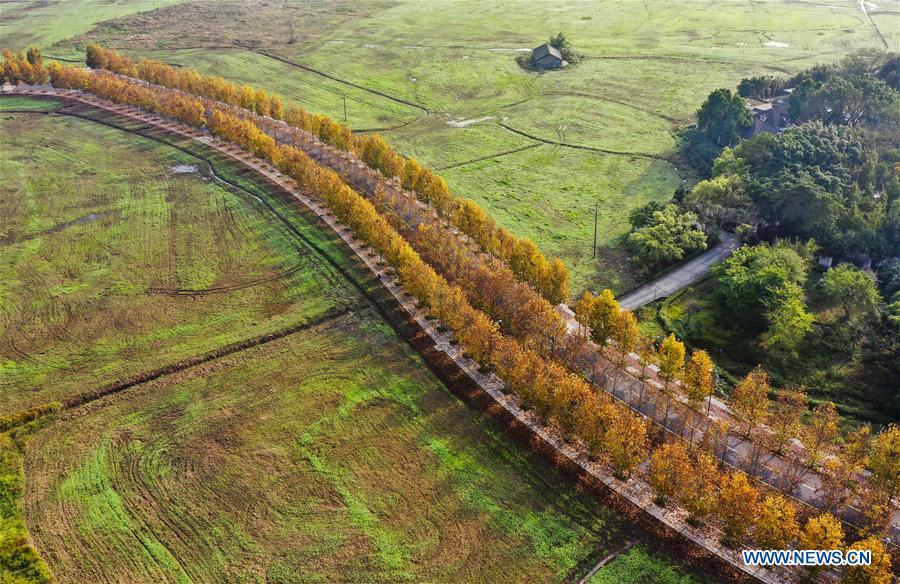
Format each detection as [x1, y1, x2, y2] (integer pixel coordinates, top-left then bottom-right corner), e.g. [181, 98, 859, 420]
[532, 43, 565, 69]
[744, 89, 792, 136]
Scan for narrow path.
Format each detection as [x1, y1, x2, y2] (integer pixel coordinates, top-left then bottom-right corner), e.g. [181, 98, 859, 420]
[617, 233, 739, 310]
[858, 0, 888, 49]
[578, 539, 638, 584]
[252, 49, 430, 113]
[434, 143, 543, 171]
[497, 121, 675, 164]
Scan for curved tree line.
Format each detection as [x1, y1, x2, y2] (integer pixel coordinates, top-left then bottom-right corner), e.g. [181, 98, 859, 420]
[3, 48, 897, 582]
[79, 44, 570, 305]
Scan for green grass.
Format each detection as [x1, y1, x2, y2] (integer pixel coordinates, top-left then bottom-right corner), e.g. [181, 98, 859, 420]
[0, 93, 716, 583]
[24, 311, 639, 582]
[0, 0, 182, 49]
[438, 145, 681, 293]
[589, 546, 712, 584]
[37, 0, 895, 294]
[0, 97, 357, 415]
[1, 427, 53, 584]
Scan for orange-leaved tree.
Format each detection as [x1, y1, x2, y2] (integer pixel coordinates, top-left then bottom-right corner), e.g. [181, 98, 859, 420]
[729, 365, 770, 438]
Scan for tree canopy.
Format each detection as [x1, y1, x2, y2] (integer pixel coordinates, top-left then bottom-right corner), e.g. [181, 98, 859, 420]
[718, 122, 895, 257]
[712, 240, 815, 352]
[547, 32, 577, 63]
[625, 204, 707, 271]
[696, 88, 751, 147]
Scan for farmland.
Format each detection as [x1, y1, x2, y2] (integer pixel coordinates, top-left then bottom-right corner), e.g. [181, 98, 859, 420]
[0, 97, 715, 582]
[11, 0, 891, 293]
[0, 97, 356, 415]
[1, 1, 897, 581]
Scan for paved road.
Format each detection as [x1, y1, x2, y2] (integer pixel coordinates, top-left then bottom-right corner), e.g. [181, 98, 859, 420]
[618, 233, 740, 310]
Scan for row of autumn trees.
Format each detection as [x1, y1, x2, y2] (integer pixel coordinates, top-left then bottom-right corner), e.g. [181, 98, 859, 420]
[32, 56, 896, 579]
[575, 287, 900, 535]
[1, 47, 49, 85]
[83, 44, 570, 304]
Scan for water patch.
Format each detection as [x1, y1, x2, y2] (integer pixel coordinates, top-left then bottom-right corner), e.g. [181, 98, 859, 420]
[48, 213, 102, 233]
[172, 164, 199, 174]
[764, 41, 790, 48]
[446, 116, 494, 128]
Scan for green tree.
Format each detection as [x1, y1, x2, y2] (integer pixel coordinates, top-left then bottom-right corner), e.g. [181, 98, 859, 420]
[713, 241, 814, 351]
[758, 285, 814, 354]
[628, 199, 669, 229]
[547, 32, 577, 63]
[683, 174, 753, 232]
[821, 264, 882, 320]
[737, 75, 784, 99]
[697, 88, 751, 147]
[626, 204, 707, 271]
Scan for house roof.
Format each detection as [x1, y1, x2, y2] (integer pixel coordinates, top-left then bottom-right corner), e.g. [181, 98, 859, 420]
[746, 98, 773, 113]
[533, 43, 563, 61]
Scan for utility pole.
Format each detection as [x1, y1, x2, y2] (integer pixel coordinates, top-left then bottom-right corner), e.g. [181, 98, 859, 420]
[343, 94, 348, 123]
[592, 202, 599, 258]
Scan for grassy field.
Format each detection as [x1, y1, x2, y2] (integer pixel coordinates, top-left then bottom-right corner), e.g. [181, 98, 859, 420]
[589, 546, 709, 584]
[0, 0, 181, 49]
[23, 311, 641, 583]
[18, 0, 893, 294]
[0, 97, 719, 582]
[0, 97, 356, 416]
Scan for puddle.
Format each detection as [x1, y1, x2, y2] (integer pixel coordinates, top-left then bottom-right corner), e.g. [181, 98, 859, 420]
[48, 213, 102, 233]
[764, 41, 789, 48]
[446, 116, 494, 128]
[172, 164, 199, 174]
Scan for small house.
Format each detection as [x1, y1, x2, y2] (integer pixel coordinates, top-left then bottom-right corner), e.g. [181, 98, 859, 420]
[532, 43, 565, 69]
[744, 89, 792, 137]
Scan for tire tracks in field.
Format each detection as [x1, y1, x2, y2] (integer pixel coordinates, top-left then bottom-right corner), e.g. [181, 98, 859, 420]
[146, 262, 306, 296]
[124, 449, 203, 583]
[1, 98, 417, 420]
[29, 103, 397, 321]
[63, 305, 360, 410]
